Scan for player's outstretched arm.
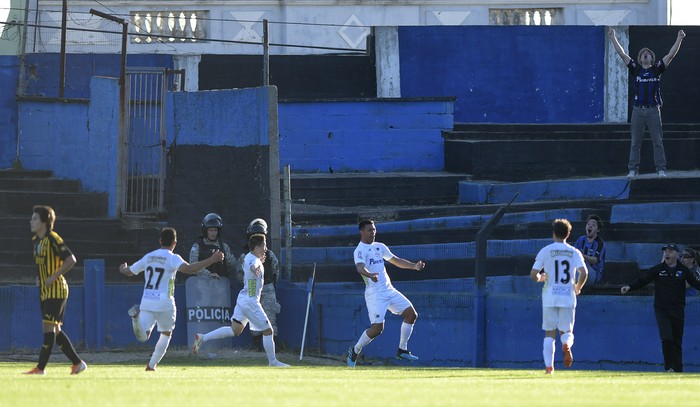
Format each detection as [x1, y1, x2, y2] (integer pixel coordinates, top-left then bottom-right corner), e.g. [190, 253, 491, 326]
[608, 27, 632, 65]
[662, 30, 685, 66]
[179, 250, 225, 274]
[388, 256, 425, 271]
[119, 262, 135, 276]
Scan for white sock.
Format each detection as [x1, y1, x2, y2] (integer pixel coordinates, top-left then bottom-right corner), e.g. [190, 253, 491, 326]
[148, 334, 171, 369]
[132, 317, 148, 342]
[561, 332, 574, 349]
[263, 334, 277, 364]
[543, 337, 555, 368]
[399, 322, 414, 351]
[354, 330, 374, 354]
[202, 327, 235, 342]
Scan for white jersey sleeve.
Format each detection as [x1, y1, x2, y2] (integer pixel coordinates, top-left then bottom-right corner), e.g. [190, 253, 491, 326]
[533, 242, 585, 308]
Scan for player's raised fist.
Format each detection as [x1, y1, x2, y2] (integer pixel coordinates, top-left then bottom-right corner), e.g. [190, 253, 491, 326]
[415, 261, 425, 271]
[678, 30, 686, 39]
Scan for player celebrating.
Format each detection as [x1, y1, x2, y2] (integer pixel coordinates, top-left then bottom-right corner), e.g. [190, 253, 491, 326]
[530, 219, 587, 374]
[347, 219, 426, 367]
[193, 234, 289, 367]
[119, 227, 224, 371]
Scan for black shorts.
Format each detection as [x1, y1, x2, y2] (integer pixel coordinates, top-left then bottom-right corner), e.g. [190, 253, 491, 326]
[40, 298, 67, 324]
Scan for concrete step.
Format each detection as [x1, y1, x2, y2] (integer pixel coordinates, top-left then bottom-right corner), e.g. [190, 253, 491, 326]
[1, 250, 142, 267]
[286, 172, 471, 207]
[0, 237, 135, 253]
[0, 217, 137, 240]
[0, 190, 108, 217]
[0, 169, 53, 179]
[0, 264, 140, 284]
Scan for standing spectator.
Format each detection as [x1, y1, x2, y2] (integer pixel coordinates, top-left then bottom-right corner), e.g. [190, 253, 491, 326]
[574, 215, 606, 285]
[193, 234, 289, 367]
[189, 213, 236, 280]
[621, 244, 700, 372]
[236, 218, 281, 351]
[120, 227, 224, 371]
[680, 248, 700, 297]
[24, 205, 87, 375]
[347, 219, 426, 368]
[608, 28, 686, 179]
[530, 219, 587, 375]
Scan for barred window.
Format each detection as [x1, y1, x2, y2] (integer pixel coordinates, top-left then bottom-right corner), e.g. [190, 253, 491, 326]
[489, 8, 563, 26]
[131, 11, 207, 44]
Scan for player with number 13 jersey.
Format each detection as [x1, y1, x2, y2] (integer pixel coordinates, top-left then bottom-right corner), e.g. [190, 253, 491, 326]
[534, 241, 586, 308]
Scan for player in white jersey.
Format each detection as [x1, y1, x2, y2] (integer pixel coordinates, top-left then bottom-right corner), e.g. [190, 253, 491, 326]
[347, 219, 426, 367]
[119, 227, 224, 371]
[192, 234, 289, 367]
[530, 219, 587, 375]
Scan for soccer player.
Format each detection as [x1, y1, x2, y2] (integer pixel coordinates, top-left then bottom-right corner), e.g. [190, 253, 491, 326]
[119, 227, 224, 371]
[193, 234, 289, 367]
[347, 219, 426, 367]
[25, 205, 87, 375]
[530, 219, 587, 375]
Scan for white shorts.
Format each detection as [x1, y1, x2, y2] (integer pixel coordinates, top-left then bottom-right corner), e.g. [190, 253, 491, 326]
[140, 309, 176, 333]
[542, 306, 575, 332]
[365, 288, 413, 324]
[232, 298, 271, 332]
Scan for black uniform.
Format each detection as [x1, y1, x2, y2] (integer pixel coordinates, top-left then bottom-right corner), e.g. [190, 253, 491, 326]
[627, 261, 700, 372]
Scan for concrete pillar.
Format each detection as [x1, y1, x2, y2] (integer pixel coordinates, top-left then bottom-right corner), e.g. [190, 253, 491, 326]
[375, 26, 401, 98]
[173, 54, 201, 92]
[605, 26, 629, 123]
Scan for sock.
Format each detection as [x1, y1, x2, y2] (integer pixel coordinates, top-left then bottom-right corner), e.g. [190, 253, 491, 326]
[37, 332, 56, 370]
[399, 322, 414, 351]
[202, 326, 235, 342]
[132, 316, 149, 342]
[263, 334, 277, 364]
[55, 331, 82, 365]
[148, 334, 171, 369]
[560, 332, 574, 349]
[354, 330, 374, 354]
[543, 337, 555, 368]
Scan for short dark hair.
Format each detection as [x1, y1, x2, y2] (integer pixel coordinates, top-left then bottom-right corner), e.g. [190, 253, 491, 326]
[358, 219, 374, 230]
[552, 219, 572, 239]
[33, 205, 56, 230]
[249, 234, 266, 251]
[586, 214, 603, 229]
[160, 227, 177, 247]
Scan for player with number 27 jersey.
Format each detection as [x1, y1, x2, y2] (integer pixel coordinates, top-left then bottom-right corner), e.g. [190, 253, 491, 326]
[130, 248, 186, 312]
[533, 242, 586, 308]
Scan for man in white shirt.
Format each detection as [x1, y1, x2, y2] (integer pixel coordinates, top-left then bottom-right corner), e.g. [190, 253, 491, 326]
[119, 227, 224, 371]
[530, 219, 587, 375]
[192, 234, 289, 367]
[347, 219, 426, 367]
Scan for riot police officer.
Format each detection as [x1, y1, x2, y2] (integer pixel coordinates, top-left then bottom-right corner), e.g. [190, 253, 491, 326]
[189, 213, 237, 280]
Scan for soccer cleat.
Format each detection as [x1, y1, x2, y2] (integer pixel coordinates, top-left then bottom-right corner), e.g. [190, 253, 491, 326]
[269, 360, 290, 368]
[658, 170, 667, 178]
[128, 304, 140, 318]
[545, 366, 554, 375]
[347, 346, 359, 368]
[396, 348, 419, 362]
[70, 361, 87, 375]
[666, 368, 675, 373]
[562, 344, 573, 368]
[626, 170, 637, 179]
[146, 364, 157, 371]
[24, 367, 45, 375]
[192, 333, 204, 354]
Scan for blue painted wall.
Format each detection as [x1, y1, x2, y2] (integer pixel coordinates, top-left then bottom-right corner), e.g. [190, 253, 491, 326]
[16, 77, 120, 216]
[278, 99, 454, 173]
[23, 54, 173, 99]
[399, 26, 605, 123]
[5, 278, 697, 371]
[0, 55, 19, 168]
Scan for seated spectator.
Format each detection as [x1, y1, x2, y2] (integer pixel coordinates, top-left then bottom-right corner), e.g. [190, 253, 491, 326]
[681, 248, 700, 297]
[574, 215, 606, 285]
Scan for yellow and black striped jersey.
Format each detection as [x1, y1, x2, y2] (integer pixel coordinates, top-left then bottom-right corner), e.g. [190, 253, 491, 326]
[33, 230, 73, 300]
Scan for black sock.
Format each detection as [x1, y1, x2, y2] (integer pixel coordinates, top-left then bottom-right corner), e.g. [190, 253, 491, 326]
[56, 331, 81, 365]
[37, 332, 56, 370]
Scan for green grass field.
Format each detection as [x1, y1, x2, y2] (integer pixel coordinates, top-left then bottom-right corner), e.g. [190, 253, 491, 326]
[4, 351, 700, 407]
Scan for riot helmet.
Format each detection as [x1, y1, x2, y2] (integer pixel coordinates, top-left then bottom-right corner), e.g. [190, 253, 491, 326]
[246, 218, 268, 236]
[201, 213, 223, 236]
